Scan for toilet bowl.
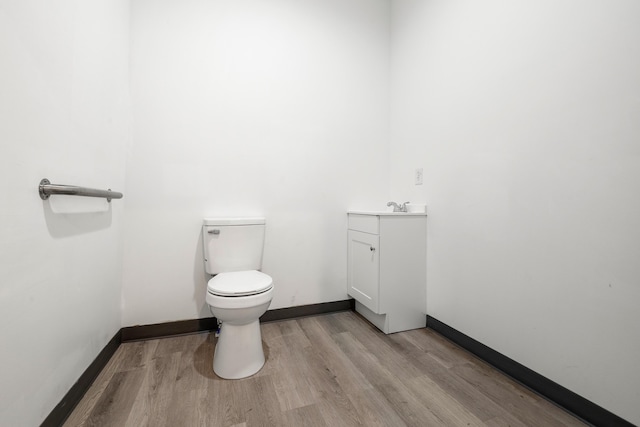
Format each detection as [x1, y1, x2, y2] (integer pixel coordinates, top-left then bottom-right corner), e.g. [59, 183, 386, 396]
[206, 271, 273, 379]
[206, 270, 273, 379]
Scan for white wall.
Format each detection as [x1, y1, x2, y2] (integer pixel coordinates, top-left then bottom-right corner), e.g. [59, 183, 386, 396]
[390, 0, 640, 424]
[122, 0, 390, 326]
[0, 1, 130, 425]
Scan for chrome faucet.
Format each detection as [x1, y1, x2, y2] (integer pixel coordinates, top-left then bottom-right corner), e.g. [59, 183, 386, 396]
[387, 201, 410, 212]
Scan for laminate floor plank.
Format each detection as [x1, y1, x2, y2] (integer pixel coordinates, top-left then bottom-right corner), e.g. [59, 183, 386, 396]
[267, 340, 318, 411]
[283, 404, 327, 427]
[452, 362, 585, 427]
[125, 352, 181, 427]
[153, 334, 189, 357]
[346, 387, 408, 427]
[333, 331, 446, 427]
[204, 376, 247, 426]
[297, 316, 373, 395]
[174, 333, 213, 387]
[117, 339, 159, 372]
[384, 329, 530, 425]
[335, 312, 425, 382]
[318, 312, 349, 334]
[395, 327, 475, 369]
[62, 346, 130, 427]
[65, 311, 587, 427]
[405, 375, 485, 426]
[259, 321, 287, 349]
[295, 346, 363, 426]
[486, 416, 525, 427]
[83, 368, 145, 427]
[165, 386, 208, 427]
[466, 360, 587, 427]
[239, 375, 287, 427]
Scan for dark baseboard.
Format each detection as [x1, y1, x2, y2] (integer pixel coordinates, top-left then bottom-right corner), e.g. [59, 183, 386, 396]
[121, 299, 354, 342]
[40, 330, 121, 427]
[426, 316, 634, 427]
[121, 317, 219, 342]
[260, 299, 355, 323]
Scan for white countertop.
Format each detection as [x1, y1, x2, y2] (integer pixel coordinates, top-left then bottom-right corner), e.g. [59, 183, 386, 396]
[348, 210, 427, 216]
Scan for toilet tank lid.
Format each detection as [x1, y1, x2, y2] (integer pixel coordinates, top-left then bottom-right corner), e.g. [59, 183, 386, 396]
[203, 217, 265, 226]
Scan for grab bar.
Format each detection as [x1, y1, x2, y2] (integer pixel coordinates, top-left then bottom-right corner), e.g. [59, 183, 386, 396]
[38, 178, 123, 202]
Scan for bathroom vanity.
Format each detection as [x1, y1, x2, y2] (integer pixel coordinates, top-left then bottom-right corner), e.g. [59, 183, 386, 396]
[347, 211, 427, 334]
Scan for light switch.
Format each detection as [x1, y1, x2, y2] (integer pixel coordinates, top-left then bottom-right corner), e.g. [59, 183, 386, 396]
[415, 168, 423, 185]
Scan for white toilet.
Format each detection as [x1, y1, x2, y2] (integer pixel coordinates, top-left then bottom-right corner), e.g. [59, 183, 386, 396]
[202, 217, 274, 379]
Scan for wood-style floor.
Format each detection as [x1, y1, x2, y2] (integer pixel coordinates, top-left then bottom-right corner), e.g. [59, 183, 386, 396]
[63, 311, 587, 427]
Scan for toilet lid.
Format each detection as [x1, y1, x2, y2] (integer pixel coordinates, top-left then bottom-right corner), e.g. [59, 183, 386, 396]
[207, 270, 273, 297]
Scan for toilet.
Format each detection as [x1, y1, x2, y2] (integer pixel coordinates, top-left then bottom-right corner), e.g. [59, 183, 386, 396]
[202, 217, 274, 379]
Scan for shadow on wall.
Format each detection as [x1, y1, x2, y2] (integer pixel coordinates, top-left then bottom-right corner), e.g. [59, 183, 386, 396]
[42, 196, 113, 238]
[193, 229, 210, 318]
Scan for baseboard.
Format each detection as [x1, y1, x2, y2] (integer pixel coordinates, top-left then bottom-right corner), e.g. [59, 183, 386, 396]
[121, 317, 219, 342]
[260, 299, 355, 323]
[121, 299, 354, 342]
[426, 316, 634, 427]
[40, 330, 121, 427]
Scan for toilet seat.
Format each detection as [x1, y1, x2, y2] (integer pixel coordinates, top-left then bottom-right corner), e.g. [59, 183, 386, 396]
[207, 270, 273, 297]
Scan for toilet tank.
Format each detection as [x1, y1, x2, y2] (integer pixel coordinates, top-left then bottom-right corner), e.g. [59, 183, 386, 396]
[202, 217, 266, 274]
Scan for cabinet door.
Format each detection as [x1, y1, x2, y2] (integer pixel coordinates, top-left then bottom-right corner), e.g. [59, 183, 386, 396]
[348, 230, 380, 313]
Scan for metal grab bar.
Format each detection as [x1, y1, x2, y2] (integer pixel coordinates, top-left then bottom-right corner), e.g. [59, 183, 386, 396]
[39, 178, 123, 202]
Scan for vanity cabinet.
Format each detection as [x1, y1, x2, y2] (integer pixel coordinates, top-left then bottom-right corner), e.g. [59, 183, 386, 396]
[347, 212, 427, 334]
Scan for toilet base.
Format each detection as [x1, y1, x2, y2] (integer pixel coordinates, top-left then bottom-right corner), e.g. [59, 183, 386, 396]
[213, 319, 265, 379]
